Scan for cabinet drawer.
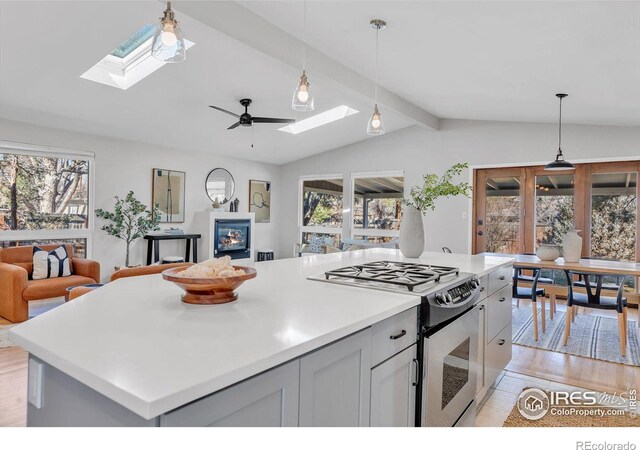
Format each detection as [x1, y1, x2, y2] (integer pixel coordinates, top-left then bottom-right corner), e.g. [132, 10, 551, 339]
[484, 323, 512, 390]
[486, 285, 512, 343]
[371, 307, 418, 367]
[478, 275, 489, 300]
[487, 265, 512, 295]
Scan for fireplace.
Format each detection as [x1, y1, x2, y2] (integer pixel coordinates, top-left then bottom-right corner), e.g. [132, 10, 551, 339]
[214, 219, 251, 260]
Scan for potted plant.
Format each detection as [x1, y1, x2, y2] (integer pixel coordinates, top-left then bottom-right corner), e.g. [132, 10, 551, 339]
[401, 163, 472, 257]
[96, 191, 160, 268]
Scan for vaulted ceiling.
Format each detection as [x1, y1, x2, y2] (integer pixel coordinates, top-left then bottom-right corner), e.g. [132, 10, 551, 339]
[1, 1, 639, 166]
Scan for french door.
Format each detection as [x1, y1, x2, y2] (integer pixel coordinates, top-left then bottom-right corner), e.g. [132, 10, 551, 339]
[473, 161, 640, 264]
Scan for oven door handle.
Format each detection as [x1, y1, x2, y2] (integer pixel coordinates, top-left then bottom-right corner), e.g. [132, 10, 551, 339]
[412, 358, 419, 387]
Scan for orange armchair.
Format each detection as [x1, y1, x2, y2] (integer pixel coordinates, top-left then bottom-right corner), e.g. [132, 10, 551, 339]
[0, 244, 100, 323]
[67, 262, 193, 301]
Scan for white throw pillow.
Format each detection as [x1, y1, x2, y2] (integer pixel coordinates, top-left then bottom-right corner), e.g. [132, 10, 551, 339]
[32, 245, 72, 280]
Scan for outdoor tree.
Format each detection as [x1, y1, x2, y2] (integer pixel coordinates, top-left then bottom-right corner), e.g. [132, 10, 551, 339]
[95, 191, 160, 267]
[0, 154, 88, 230]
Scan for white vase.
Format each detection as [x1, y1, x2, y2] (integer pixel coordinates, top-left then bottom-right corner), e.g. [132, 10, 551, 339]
[562, 229, 583, 263]
[399, 206, 425, 258]
[536, 244, 560, 261]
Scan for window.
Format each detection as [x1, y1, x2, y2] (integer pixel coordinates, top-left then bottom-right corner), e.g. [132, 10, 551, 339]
[299, 176, 343, 249]
[351, 172, 404, 243]
[0, 142, 94, 257]
[81, 24, 195, 90]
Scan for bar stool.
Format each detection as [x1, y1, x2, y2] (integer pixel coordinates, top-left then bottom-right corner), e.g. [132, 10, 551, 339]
[563, 271, 628, 357]
[513, 269, 546, 341]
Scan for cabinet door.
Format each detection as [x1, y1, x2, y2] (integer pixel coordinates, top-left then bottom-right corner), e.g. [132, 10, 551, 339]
[370, 344, 417, 427]
[161, 360, 300, 427]
[299, 328, 372, 426]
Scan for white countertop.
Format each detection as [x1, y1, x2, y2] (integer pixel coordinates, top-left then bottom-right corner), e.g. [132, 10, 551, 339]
[10, 249, 514, 419]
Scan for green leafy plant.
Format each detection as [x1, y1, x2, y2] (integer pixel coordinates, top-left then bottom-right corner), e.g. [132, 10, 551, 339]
[405, 163, 472, 215]
[95, 191, 160, 267]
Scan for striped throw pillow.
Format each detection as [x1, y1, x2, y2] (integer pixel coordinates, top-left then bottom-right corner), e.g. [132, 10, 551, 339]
[32, 246, 72, 280]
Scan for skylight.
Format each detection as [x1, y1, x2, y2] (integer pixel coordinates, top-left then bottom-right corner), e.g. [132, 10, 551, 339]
[278, 105, 359, 134]
[80, 24, 194, 90]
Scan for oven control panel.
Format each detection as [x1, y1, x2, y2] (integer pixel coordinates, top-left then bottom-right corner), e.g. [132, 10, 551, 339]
[434, 277, 479, 306]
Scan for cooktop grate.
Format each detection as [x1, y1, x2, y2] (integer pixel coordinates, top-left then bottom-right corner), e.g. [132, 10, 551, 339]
[324, 261, 460, 292]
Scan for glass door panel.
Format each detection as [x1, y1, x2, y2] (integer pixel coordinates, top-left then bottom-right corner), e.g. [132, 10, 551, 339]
[484, 176, 521, 253]
[590, 172, 637, 262]
[535, 174, 575, 249]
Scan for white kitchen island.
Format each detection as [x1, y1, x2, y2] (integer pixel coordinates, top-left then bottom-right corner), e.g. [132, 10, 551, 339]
[9, 249, 514, 426]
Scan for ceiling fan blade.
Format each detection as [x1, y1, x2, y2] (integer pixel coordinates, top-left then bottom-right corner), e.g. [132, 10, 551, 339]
[252, 117, 295, 124]
[227, 121, 241, 130]
[209, 105, 240, 118]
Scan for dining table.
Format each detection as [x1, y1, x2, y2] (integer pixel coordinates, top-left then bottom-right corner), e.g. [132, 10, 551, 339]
[480, 253, 640, 337]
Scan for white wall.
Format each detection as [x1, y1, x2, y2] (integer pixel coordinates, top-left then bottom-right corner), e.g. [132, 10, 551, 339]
[278, 119, 640, 257]
[0, 118, 282, 281]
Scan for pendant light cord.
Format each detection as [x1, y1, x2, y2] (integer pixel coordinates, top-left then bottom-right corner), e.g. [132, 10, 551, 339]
[302, 0, 307, 71]
[374, 24, 379, 104]
[558, 95, 563, 153]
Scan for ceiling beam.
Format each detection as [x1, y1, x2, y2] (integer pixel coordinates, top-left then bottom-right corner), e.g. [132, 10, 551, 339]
[174, 1, 440, 131]
[354, 179, 385, 193]
[368, 177, 404, 192]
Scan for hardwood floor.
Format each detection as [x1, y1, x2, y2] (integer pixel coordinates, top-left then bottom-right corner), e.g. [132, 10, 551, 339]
[0, 346, 28, 427]
[507, 298, 640, 394]
[0, 297, 638, 427]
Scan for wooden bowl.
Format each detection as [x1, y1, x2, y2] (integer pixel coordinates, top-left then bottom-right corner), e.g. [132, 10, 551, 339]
[162, 266, 257, 304]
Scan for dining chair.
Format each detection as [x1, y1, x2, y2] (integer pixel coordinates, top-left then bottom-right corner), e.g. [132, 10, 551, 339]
[513, 269, 546, 341]
[563, 270, 628, 357]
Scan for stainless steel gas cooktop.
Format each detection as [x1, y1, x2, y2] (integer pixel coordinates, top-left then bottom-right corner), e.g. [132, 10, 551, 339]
[308, 260, 471, 296]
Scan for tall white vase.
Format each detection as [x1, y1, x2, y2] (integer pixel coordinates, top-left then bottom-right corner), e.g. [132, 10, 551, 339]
[399, 206, 425, 258]
[562, 229, 583, 263]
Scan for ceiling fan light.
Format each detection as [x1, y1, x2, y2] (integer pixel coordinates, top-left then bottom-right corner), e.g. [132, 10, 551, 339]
[367, 105, 385, 136]
[152, 2, 186, 63]
[292, 71, 314, 111]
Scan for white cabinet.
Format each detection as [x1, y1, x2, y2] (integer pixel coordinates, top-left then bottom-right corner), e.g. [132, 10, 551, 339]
[370, 344, 417, 427]
[299, 328, 372, 426]
[160, 360, 300, 427]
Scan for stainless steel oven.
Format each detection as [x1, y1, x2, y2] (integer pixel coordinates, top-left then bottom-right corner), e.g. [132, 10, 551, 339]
[421, 304, 479, 427]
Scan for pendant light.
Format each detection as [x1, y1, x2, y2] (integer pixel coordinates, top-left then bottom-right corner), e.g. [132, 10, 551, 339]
[545, 93, 575, 170]
[292, 0, 314, 111]
[152, 2, 186, 63]
[367, 19, 386, 136]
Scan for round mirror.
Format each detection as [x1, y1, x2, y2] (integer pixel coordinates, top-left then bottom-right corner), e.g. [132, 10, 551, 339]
[205, 168, 235, 204]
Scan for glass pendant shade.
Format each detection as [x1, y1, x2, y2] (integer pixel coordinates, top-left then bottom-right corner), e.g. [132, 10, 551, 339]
[367, 105, 385, 135]
[292, 71, 314, 111]
[152, 3, 186, 63]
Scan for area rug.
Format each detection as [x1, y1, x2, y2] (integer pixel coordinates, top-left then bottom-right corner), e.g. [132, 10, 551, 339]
[0, 298, 64, 348]
[512, 306, 640, 367]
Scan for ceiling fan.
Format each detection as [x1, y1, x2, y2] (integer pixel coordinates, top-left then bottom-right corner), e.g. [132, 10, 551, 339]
[209, 98, 295, 130]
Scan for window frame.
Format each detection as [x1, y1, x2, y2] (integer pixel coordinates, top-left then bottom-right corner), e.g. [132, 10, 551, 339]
[297, 174, 344, 252]
[0, 140, 95, 258]
[349, 170, 405, 242]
